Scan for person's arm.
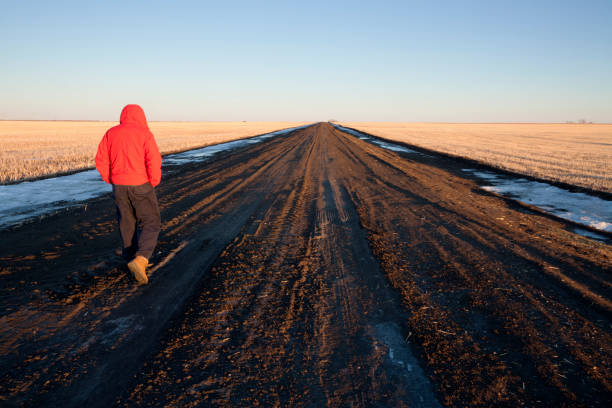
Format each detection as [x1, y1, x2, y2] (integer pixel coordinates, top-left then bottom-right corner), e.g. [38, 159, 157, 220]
[95, 133, 111, 184]
[144, 132, 162, 187]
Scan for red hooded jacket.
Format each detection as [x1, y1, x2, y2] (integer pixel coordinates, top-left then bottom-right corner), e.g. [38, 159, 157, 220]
[95, 104, 162, 187]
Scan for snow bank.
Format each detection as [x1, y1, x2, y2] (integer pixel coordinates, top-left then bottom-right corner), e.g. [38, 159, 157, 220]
[462, 169, 611, 233]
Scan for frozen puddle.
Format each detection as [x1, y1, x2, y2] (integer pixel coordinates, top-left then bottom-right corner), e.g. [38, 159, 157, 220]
[572, 228, 609, 242]
[0, 125, 310, 229]
[463, 169, 612, 234]
[333, 124, 429, 156]
[0, 170, 110, 229]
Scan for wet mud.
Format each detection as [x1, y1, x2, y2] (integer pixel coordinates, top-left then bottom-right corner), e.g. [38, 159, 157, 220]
[1, 123, 610, 407]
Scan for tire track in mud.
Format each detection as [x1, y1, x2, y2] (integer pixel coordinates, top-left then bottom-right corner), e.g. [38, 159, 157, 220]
[1, 123, 610, 407]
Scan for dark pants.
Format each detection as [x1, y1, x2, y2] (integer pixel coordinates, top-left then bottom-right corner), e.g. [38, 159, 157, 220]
[112, 183, 161, 261]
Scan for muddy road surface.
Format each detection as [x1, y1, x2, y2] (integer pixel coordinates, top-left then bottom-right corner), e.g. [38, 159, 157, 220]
[1, 123, 611, 407]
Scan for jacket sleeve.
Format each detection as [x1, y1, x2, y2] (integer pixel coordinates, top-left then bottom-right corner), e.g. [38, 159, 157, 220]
[95, 134, 111, 184]
[144, 132, 162, 187]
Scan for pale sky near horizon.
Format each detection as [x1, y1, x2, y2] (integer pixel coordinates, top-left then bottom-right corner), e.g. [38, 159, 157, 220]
[1, 0, 610, 122]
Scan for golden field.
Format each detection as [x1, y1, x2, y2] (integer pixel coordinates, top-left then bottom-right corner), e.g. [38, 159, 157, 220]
[342, 122, 612, 193]
[0, 121, 307, 184]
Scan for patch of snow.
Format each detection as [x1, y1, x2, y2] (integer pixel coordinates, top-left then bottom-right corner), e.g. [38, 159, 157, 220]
[463, 169, 612, 234]
[372, 140, 419, 154]
[0, 125, 310, 229]
[333, 125, 371, 140]
[588, 221, 611, 231]
[0, 170, 111, 228]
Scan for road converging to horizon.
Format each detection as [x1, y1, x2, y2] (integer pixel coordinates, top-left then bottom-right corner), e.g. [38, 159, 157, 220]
[1, 123, 610, 407]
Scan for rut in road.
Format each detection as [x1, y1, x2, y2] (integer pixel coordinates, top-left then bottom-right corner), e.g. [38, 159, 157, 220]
[120, 123, 440, 407]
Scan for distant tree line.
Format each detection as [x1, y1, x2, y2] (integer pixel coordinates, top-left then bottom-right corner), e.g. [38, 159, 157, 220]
[566, 119, 594, 124]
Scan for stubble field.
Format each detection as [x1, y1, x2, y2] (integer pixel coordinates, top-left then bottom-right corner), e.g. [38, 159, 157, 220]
[341, 122, 612, 193]
[0, 121, 306, 184]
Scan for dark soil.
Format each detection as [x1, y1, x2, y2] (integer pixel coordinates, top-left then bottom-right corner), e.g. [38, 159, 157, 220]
[0, 123, 610, 407]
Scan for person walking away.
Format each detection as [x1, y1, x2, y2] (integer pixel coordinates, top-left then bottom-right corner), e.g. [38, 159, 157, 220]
[95, 104, 162, 284]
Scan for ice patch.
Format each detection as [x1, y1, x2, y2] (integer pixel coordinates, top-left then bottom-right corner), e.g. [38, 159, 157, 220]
[0, 124, 310, 229]
[372, 140, 418, 153]
[332, 125, 370, 140]
[572, 228, 608, 242]
[464, 169, 612, 234]
[0, 170, 111, 228]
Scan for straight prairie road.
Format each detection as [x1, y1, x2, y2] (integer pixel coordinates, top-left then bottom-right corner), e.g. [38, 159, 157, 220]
[1, 123, 610, 407]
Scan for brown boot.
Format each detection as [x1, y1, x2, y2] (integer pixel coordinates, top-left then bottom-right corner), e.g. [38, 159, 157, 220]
[127, 255, 149, 284]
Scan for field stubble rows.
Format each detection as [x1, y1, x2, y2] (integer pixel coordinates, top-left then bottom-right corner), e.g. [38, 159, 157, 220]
[342, 122, 612, 193]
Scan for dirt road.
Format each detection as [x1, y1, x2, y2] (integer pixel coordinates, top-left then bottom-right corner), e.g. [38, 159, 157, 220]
[1, 123, 610, 407]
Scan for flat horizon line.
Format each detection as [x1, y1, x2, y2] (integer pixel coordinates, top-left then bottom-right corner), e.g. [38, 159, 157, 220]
[1, 119, 610, 125]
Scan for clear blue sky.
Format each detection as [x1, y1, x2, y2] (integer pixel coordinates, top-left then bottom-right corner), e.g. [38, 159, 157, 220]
[1, 0, 610, 122]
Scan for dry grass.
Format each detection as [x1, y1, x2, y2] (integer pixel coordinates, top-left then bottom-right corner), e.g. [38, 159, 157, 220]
[342, 122, 612, 193]
[0, 121, 307, 184]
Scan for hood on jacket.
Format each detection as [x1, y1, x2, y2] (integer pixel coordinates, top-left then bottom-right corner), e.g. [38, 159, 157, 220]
[119, 104, 149, 128]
